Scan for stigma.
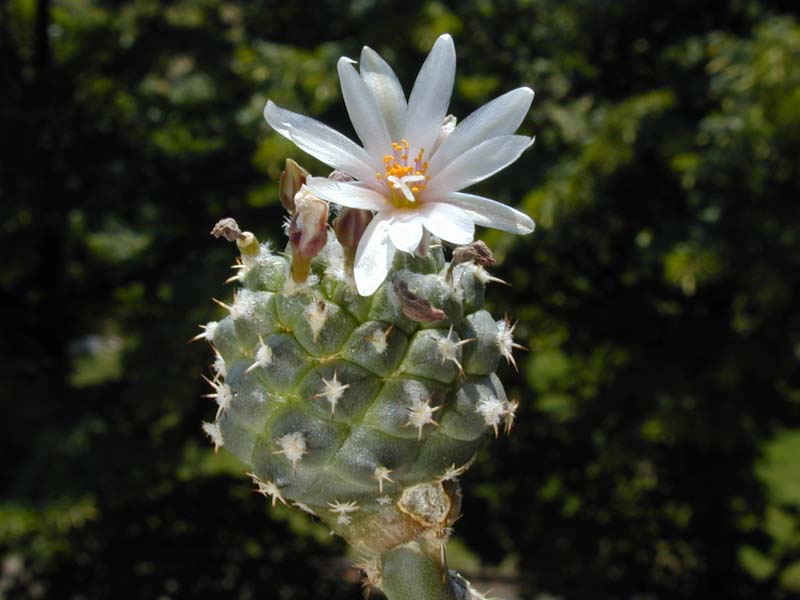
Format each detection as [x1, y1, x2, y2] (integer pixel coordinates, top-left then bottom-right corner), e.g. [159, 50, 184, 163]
[376, 139, 429, 206]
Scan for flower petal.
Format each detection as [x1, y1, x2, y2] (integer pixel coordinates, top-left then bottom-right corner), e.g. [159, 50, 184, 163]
[439, 191, 535, 234]
[338, 57, 392, 161]
[388, 211, 423, 253]
[305, 177, 391, 211]
[360, 46, 407, 141]
[354, 212, 396, 296]
[425, 135, 534, 194]
[264, 100, 377, 184]
[420, 202, 475, 245]
[404, 34, 456, 157]
[427, 87, 534, 175]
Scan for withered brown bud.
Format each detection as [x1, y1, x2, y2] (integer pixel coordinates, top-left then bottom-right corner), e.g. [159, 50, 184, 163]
[333, 207, 373, 277]
[211, 218, 258, 257]
[210, 218, 244, 242]
[393, 280, 446, 323]
[279, 158, 309, 214]
[289, 187, 329, 283]
[450, 241, 496, 269]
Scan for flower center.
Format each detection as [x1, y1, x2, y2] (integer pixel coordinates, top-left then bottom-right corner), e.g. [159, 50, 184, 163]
[376, 139, 429, 207]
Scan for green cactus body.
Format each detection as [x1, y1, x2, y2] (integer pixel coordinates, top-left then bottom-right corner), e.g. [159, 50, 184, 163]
[200, 231, 517, 598]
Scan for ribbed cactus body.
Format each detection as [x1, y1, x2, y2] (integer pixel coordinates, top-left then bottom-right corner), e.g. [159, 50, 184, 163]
[200, 233, 516, 596]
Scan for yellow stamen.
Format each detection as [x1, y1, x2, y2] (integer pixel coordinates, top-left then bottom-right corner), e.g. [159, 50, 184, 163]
[376, 140, 430, 207]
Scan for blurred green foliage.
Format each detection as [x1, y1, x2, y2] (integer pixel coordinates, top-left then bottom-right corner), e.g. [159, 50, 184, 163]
[1, 0, 799, 598]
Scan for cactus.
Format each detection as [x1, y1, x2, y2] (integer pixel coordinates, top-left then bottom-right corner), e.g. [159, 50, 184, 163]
[196, 34, 536, 599]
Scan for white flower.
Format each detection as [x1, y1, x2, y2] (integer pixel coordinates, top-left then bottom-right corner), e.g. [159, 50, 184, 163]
[264, 34, 535, 295]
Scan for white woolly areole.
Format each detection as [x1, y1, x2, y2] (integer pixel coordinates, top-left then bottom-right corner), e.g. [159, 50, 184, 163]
[476, 396, 506, 436]
[202, 421, 223, 451]
[406, 396, 439, 439]
[436, 326, 471, 372]
[246, 336, 273, 374]
[204, 377, 233, 419]
[212, 351, 227, 378]
[437, 460, 472, 482]
[241, 241, 274, 269]
[328, 500, 359, 525]
[255, 342, 272, 366]
[372, 466, 395, 493]
[365, 325, 392, 354]
[249, 474, 286, 507]
[274, 432, 308, 470]
[230, 289, 261, 320]
[320, 236, 347, 282]
[282, 271, 319, 294]
[496, 319, 514, 356]
[314, 372, 349, 415]
[496, 317, 522, 368]
[304, 300, 330, 342]
[201, 321, 218, 341]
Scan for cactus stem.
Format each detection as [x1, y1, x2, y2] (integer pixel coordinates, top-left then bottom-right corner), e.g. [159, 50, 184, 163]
[380, 543, 458, 600]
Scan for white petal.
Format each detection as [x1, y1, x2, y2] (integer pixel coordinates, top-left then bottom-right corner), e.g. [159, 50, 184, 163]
[360, 46, 407, 141]
[354, 213, 396, 296]
[440, 192, 535, 234]
[428, 87, 534, 175]
[338, 57, 392, 161]
[305, 177, 391, 211]
[420, 203, 475, 245]
[425, 135, 534, 194]
[264, 100, 377, 184]
[388, 211, 423, 253]
[404, 34, 456, 158]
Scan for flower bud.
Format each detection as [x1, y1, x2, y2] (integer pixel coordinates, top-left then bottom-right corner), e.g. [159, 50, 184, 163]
[333, 207, 373, 277]
[289, 186, 329, 283]
[279, 158, 309, 214]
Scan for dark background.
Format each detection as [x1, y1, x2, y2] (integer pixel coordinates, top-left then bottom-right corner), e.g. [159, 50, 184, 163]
[2, 0, 799, 598]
